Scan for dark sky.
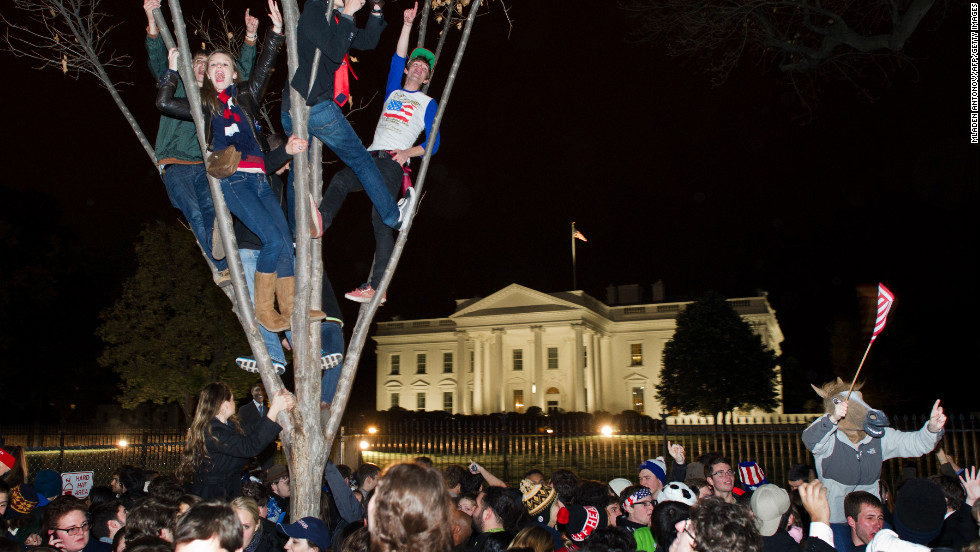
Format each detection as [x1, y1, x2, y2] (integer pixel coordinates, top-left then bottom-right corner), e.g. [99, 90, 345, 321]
[2, 0, 977, 422]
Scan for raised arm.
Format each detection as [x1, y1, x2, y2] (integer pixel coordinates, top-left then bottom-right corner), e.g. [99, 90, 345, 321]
[245, 0, 284, 100]
[143, 0, 169, 79]
[155, 48, 193, 120]
[396, 2, 418, 58]
[470, 460, 507, 488]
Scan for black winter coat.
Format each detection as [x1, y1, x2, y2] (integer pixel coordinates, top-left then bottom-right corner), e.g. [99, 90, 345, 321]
[189, 416, 282, 500]
[156, 29, 284, 154]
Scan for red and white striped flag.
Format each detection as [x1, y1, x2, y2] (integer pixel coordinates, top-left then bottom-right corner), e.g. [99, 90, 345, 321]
[871, 283, 895, 340]
[573, 230, 587, 242]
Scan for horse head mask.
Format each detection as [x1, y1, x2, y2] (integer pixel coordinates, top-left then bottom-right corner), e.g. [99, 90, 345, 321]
[811, 378, 889, 444]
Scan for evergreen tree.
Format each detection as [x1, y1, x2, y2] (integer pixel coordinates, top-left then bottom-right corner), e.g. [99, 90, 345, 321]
[97, 221, 254, 418]
[656, 292, 779, 414]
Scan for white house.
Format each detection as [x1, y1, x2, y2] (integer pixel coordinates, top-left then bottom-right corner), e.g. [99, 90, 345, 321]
[373, 284, 784, 415]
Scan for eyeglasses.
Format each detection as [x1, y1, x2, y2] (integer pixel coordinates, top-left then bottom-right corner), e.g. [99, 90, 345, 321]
[711, 469, 735, 478]
[682, 520, 696, 542]
[57, 522, 90, 536]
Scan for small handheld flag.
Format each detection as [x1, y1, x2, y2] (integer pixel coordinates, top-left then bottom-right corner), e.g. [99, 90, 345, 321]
[573, 230, 587, 242]
[871, 283, 895, 341]
[847, 282, 895, 399]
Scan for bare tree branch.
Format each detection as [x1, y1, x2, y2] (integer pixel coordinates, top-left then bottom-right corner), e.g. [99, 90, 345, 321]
[1, 0, 155, 163]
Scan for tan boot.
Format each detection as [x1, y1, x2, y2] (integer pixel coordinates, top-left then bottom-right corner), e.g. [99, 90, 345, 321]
[276, 276, 326, 322]
[254, 272, 290, 332]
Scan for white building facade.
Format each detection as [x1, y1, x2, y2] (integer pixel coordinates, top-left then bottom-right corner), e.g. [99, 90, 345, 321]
[373, 284, 785, 415]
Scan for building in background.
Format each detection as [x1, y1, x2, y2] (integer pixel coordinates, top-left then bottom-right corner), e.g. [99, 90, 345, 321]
[373, 283, 784, 415]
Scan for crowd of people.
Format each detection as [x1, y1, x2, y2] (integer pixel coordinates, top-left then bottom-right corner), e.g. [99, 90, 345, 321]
[2, 397, 979, 552]
[145, 0, 440, 405]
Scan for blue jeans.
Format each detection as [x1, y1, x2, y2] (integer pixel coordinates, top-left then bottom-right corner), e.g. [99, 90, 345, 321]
[320, 156, 401, 289]
[163, 163, 228, 271]
[219, 172, 294, 277]
[240, 249, 287, 365]
[282, 105, 399, 228]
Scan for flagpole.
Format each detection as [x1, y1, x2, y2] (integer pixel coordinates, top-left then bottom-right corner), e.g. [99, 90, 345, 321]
[571, 222, 577, 290]
[846, 340, 874, 400]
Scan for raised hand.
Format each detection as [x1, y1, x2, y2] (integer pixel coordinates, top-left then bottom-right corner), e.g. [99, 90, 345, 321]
[403, 1, 418, 25]
[267, 0, 283, 33]
[798, 480, 831, 525]
[927, 399, 946, 432]
[143, 0, 162, 29]
[167, 47, 180, 70]
[667, 441, 686, 465]
[245, 8, 259, 36]
[285, 135, 308, 155]
[959, 466, 979, 507]
[343, 0, 367, 16]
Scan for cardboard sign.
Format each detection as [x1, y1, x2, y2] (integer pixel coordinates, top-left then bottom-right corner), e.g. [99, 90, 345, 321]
[60, 471, 94, 498]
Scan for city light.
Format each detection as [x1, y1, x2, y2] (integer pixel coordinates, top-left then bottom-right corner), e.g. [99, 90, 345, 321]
[359, 440, 371, 450]
[367, 426, 378, 434]
[599, 425, 613, 437]
[117, 440, 128, 448]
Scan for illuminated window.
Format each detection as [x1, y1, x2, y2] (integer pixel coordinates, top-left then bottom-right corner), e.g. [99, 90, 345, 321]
[513, 390, 525, 413]
[443, 352, 453, 373]
[417, 392, 426, 410]
[391, 354, 400, 375]
[391, 393, 399, 408]
[630, 344, 643, 366]
[547, 347, 558, 369]
[417, 353, 427, 374]
[513, 349, 523, 371]
[443, 392, 453, 412]
[632, 387, 645, 414]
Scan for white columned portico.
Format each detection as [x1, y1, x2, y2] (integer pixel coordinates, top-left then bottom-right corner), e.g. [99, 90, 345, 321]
[456, 330, 468, 414]
[532, 325, 544, 409]
[572, 323, 585, 411]
[492, 328, 505, 412]
[473, 336, 485, 413]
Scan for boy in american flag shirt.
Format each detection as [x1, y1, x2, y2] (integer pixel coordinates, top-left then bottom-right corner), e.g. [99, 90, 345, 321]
[318, 1, 440, 304]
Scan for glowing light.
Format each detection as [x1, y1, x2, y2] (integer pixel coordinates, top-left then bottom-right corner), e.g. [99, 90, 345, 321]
[359, 440, 371, 450]
[117, 440, 128, 448]
[546, 428, 554, 434]
[367, 426, 378, 434]
[600, 425, 613, 437]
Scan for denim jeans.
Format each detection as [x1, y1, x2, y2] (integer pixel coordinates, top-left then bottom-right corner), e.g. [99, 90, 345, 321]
[282, 105, 399, 228]
[219, 172, 294, 277]
[240, 248, 287, 365]
[163, 163, 228, 271]
[321, 156, 401, 288]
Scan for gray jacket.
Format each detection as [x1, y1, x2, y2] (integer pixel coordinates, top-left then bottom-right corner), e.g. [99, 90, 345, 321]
[801, 414, 941, 523]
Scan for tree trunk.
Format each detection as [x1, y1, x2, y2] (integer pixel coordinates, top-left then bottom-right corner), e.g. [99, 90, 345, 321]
[161, 0, 294, 431]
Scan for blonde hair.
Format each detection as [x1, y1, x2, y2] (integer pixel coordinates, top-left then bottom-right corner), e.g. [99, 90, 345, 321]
[231, 496, 262, 535]
[509, 525, 554, 552]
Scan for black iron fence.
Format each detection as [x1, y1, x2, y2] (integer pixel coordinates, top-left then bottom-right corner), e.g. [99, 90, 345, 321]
[4, 412, 978, 489]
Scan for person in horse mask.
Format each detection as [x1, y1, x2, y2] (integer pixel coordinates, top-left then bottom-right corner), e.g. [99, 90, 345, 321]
[801, 378, 946, 526]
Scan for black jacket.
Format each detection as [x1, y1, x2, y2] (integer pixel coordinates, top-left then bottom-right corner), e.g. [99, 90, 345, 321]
[762, 530, 800, 552]
[288, 2, 386, 107]
[156, 29, 284, 154]
[189, 416, 282, 500]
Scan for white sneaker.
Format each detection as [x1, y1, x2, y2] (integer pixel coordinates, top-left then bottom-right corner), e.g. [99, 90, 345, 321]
[394, 186, 417, 230]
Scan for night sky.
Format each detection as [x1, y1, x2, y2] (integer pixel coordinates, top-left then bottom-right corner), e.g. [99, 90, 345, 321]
[2, 0, 977, 423]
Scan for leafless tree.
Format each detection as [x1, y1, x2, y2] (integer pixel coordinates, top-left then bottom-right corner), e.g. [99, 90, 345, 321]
[1, 0, 156, 162]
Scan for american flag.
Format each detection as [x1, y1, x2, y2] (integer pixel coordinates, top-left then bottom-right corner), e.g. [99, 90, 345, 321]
[383, 98, 415, 123]
[573, 230, 587, 242]
[871, 283, 895, 340]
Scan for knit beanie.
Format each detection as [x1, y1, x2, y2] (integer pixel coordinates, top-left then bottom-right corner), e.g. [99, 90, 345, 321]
[638, 457, 667, 484]
[893, 478, 946, 545]
[5, 484, 39, 519]
[0, 448, 14, 470]
[34, 469, 63, 498]
[520, 478, 558, 524]
[557, 505, 607, 542]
